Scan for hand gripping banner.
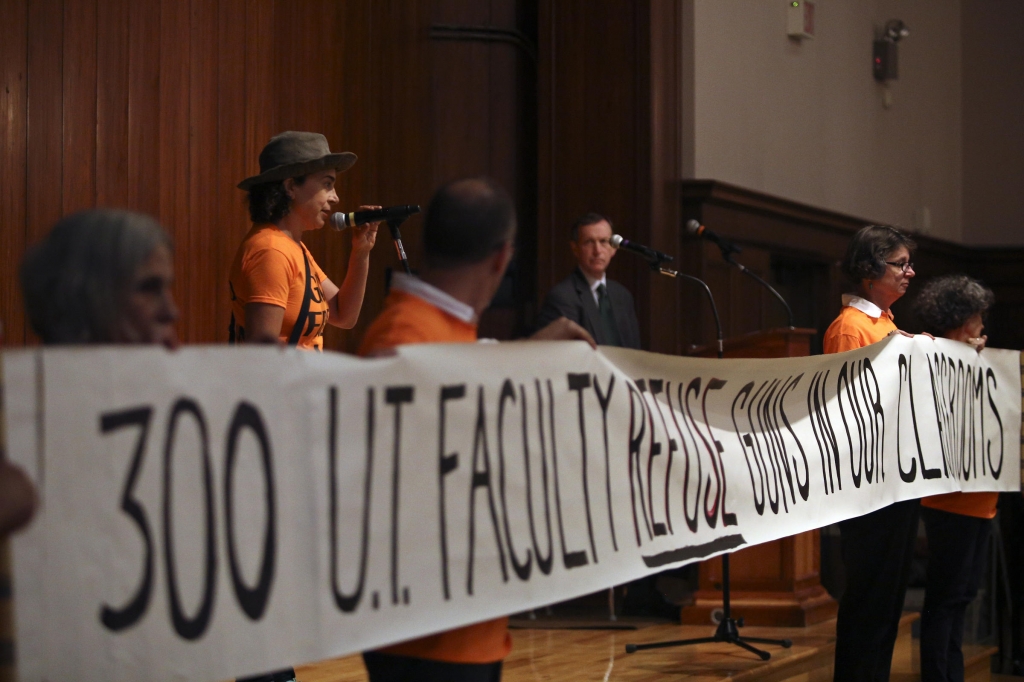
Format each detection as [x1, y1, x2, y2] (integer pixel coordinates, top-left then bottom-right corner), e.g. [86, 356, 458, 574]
[3, 336, 1021, 680]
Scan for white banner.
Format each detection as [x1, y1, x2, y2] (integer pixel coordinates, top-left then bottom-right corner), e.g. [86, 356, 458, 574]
[3, 337, 1021, 681]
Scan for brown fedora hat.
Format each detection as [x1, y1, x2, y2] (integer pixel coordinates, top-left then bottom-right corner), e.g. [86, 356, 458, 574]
[237, 131, 357, 190]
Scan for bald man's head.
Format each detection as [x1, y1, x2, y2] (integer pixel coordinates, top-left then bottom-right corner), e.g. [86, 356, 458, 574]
[423, 177, 516, 269]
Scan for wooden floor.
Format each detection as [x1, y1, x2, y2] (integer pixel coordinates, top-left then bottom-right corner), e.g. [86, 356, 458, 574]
[291, 613, 998, 682]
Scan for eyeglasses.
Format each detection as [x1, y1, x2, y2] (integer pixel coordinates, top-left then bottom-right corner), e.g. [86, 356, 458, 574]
[885, 260, 914, 273]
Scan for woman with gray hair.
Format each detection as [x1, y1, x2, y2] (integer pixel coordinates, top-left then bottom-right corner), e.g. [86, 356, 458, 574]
[915, 274, 996, 682]
[21, 209, 178, 347]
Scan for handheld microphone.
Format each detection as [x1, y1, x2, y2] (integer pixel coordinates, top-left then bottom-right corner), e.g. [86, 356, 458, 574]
[610, 234, 673, 263]
[685, 219, 742, 255]
[331, 204, 421, 230]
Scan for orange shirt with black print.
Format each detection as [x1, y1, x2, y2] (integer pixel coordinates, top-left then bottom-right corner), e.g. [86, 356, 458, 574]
[823, 296, 997, 519]
[359, 274, 512, 665]
[229, 224, 330, 350]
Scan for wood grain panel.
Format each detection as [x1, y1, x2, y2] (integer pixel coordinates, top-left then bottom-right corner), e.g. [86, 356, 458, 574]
[646, 0, 684, 355]
[61, 0, 96, 215]
[321, 0, 434, 353]
[538, 1, 657, 347]
[26, 0, 64, 250]
[185, 0, 220, 344]
[216, 0, 249, 343]
[0, 0, 28, 347]
[274, 0, 328, 344]
[318, 0, 369, 353]
[243, 0, 276, 184]
[127, 0, 162, 217]
[95, 0, 130, 208]
[159, 0, 191, 339]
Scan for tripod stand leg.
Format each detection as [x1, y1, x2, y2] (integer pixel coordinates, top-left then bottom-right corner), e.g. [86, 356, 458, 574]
[732, 638, 771, 661]
[625, 636, 718, 653]
[742, 636, 793, 648]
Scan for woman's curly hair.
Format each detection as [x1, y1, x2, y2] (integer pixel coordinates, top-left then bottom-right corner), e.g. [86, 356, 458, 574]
[914, 274, 994, 336]
[247, 175, 306, 224]
[841, 225, 916, 284]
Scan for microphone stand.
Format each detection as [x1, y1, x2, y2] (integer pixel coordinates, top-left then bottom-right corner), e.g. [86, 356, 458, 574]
[710, 239, 795, 329]
[387, 217, 413, 275]
[624, 257, 792, 661]
[646, 260, 723, 358]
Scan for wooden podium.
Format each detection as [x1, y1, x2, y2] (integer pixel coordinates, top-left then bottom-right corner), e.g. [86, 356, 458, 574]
[682, 328, 838, 627]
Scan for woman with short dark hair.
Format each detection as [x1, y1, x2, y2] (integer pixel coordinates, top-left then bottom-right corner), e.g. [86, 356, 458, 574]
[229, 131, 380, 349]
[824, 224, 922, 682]
[915, 274, 995, 682]
[21, 209, 178, 347]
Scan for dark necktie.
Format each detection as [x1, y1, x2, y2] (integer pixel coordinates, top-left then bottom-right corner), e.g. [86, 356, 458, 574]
[597, 283, 622, 346]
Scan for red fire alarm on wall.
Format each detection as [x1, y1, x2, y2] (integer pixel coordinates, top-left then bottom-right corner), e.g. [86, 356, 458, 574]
[788, 1, 815, 40]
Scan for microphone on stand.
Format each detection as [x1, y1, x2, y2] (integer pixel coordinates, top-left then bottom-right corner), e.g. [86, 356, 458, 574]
[331, 205, 420, 275]
[611, 233, 723, 357]
[685, 219, 794, 328]
[610, 234, 673, 263]
[622, 232, 792, 662]
[685, 219, 742, 256]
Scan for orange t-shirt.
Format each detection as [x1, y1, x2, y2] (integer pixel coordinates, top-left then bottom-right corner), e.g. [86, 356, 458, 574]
[822, 303, 896, 354]
[229, 224, 330, 350]
[359, 287, 511, 665]
[921, 491, 998, 519]
[824, 303, 998, 519]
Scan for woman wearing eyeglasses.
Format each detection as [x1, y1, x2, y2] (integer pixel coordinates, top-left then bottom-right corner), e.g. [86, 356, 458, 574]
[824, 225, 922, 682]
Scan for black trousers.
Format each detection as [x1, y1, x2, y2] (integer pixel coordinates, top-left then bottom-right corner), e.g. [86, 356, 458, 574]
[362, 652, 502, 682]
[920, 507, 991, 682]
[833, 499, 920, 682]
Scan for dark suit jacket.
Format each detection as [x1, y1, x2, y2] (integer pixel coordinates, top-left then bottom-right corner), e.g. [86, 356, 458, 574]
[537, 268, 641, 349]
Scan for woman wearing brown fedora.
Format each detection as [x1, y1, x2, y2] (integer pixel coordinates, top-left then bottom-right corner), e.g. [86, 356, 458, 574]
[230, 132, 380, 682]
[230, 131, 381, 351]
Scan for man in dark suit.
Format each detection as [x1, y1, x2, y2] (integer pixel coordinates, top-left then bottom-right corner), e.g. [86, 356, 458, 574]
[538, 213, 682, 620]
[537, 213, 641, 349]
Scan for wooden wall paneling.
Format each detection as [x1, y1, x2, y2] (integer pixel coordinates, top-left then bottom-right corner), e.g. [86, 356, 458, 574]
[483, 0, 526, 203]
[538, 1, 647, 336]
[273, 0, 324, 133]
[513, 0, 540, 324]
[429, 0, 533, 339]
[243, 0, 276, 184]
[185, 0, 220, 343]
[542, 0, 588, 292]
[333, 0, 433, 353]
[26, 0, 64, 245]
[159, 0, 192, 340]
[0, 0, 28, 346]
[536, 0, 556, 300]
[325, 0, 372, 221]
[235, 0, 277, 342]
[320, 0, 375, 354]
[646, 0, 684, 356]
[61, 0, 97, 215]
[275, 0, 330, 346]
[431, 37, 491, 183]
[320, 0, 363, 353]
[95, 0, 130, 209]
[127, 0, 161, 218]
[216, 0, 249, 345]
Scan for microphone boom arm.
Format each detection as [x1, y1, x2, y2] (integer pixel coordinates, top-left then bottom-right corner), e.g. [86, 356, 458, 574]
[723, 253, 795, 329]
[387, 216, 413, 275]
[650, 261, 724, 359]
